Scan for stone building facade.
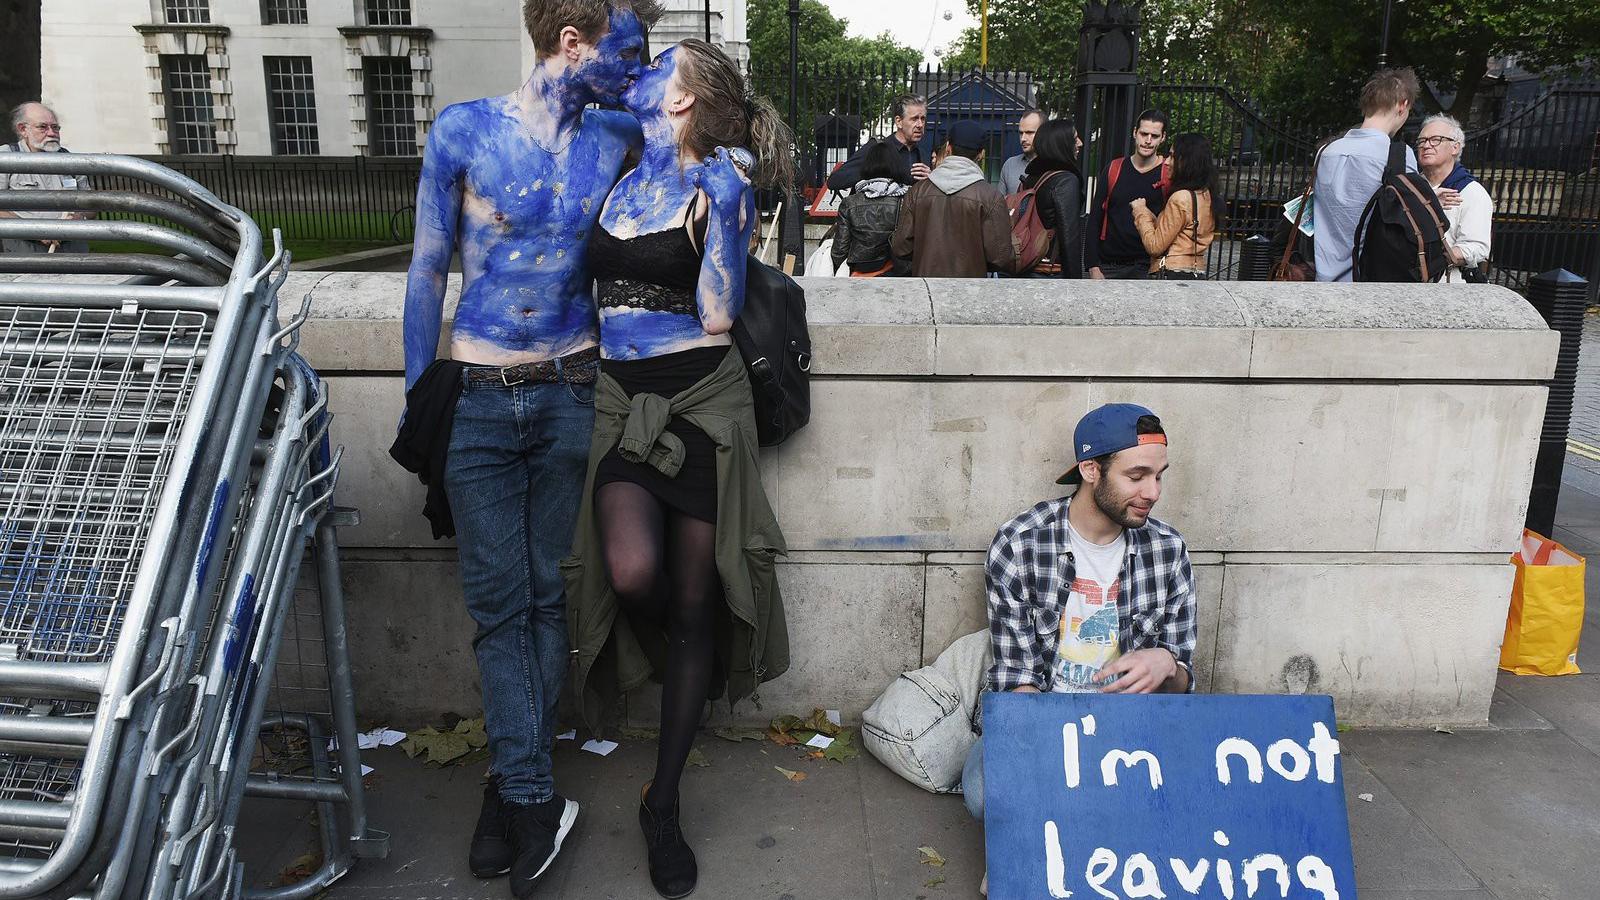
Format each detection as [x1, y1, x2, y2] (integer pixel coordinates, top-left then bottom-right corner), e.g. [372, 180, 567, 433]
[40, 0, 747, 156]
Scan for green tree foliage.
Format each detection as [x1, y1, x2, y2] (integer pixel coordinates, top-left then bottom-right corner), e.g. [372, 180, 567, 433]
[747, 0, 923, 128]
[943, 0, 1598, 136]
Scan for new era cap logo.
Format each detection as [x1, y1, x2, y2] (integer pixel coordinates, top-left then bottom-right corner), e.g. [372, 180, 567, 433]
[1082, 443, 1092, 453]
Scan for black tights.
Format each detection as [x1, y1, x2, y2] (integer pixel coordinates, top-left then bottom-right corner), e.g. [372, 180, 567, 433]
[597, 481, 718, 812]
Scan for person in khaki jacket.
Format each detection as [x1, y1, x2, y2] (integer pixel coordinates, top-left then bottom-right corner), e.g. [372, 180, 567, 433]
[1131, 133, 1225, 279]
[890, 119, 1017, 278]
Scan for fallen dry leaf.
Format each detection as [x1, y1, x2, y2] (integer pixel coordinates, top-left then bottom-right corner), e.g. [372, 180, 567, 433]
[918, 846, 946, 867]
[774, 766, 806, 782]
[686, 747, 711, 768]
[767, 728, 801, 747]
[925, 874, 947, 888]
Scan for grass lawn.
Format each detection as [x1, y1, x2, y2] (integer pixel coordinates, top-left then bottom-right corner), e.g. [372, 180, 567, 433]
[89, 207, 413, 262]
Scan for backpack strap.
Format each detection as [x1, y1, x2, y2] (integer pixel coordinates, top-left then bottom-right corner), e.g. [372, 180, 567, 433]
[1099, 156, 1125, 241]
[1275, 144, 1327, 278]
[1385, 136, 1406, 177]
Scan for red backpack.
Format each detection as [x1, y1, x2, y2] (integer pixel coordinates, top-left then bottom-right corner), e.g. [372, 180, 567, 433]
[1007, 171, 1062, 275]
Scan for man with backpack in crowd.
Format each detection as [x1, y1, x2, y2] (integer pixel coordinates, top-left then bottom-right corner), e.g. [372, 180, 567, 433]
[1086, 109, 1170, 279]
[1000, 109, 1044, 195]
[1312, 68, 1437, 282]
[890, 120, 1017, 278]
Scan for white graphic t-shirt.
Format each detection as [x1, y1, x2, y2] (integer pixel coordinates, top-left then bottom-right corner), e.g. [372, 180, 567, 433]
[1050, 523, 1126, 692]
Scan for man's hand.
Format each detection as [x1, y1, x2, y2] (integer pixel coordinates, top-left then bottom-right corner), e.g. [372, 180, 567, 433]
[910, 162, 931, 180]
[1088, 267, 1106, 280]
[1448, 245, 1466, 266]
[1094, 649, 1178, 694]
[1129, 197, 1148, 213]
[1436, 187, 1462, 209]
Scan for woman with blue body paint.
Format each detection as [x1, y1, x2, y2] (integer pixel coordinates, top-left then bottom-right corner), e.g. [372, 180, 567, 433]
[562, 38, 794, 899]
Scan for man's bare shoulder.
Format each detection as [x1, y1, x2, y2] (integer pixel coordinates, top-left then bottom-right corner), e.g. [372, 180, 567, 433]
[583, 108, 642, 147]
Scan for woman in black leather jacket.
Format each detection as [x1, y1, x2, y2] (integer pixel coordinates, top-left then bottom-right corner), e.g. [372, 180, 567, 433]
[830, 139, 908, 276]
[1021, 118, 1085, 278]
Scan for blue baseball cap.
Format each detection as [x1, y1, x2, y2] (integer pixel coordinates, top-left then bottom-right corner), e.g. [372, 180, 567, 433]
[1056, 403, 1167, 485]
[945, 120, 986, 151]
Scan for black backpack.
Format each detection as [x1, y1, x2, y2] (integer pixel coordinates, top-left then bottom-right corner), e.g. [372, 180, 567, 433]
[731, 256, 812, 446]
[1353, 139, 1449, 283]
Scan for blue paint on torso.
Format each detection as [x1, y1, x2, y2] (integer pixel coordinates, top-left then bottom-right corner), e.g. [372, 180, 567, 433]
[401, 9, 646, 389]
[592, 44, 755, 362]
[414, 101, 636, 372]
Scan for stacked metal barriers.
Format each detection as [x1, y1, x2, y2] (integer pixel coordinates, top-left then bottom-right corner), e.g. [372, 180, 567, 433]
[0, 153, 386, 898]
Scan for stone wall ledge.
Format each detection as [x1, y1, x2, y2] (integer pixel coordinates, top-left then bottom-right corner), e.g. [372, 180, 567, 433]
[281, 273, 1558, 382]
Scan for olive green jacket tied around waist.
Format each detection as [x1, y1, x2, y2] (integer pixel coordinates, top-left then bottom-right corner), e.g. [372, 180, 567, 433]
[561, 346, 789, 733]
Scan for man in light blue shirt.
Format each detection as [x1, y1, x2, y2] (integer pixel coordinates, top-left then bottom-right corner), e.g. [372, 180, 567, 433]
[1313, 68, 1420, 282]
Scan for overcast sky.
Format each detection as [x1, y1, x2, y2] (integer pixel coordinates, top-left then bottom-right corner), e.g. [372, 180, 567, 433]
[818, 0, 978, 64]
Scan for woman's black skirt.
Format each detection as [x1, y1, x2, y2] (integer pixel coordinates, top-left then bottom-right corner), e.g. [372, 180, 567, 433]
[594, 345, 728, 523]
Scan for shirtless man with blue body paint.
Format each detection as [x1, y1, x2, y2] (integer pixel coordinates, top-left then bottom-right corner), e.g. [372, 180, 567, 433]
[399, 1, 660, 895]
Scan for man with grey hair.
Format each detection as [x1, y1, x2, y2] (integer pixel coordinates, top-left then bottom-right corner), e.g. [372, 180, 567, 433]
[1001, 109, 1044, 194]
[1, 102, 92, 254]
[827, 93, 930, 190]
[1416, 113, 1493, 283]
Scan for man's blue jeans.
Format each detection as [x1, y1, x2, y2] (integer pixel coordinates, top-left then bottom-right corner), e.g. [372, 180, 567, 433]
[445, 366, 594, 805]
[962, 737, 985, 821]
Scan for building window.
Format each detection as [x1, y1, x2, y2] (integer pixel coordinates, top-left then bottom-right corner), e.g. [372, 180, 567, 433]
[163, 0, 211, 24]
[265, 57, 319, 154]
[161, 55, 218, 154]
[363, 57, 416, 156]
[363, 0, 412, 26]
[261, 0, 307, 25]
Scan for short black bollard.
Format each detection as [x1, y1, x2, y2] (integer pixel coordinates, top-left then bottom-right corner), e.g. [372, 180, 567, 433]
[1525, 268, 1589, 536]
[1237, 234, 1275, 281]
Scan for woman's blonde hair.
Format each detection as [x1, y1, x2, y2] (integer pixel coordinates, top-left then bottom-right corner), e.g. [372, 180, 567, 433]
[673, 39, 794, 191]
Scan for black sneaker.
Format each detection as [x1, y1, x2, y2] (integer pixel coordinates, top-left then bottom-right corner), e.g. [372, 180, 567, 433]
[469, 776, 513, 878]
[639, 788, 697, 899]
[507, 794, 579, 898]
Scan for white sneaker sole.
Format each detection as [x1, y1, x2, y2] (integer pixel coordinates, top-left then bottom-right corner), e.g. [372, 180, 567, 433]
[527, 799, 579, 883]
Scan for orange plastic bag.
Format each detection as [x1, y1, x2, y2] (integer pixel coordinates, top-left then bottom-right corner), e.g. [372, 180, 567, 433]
[1500, 530, 1585, 676]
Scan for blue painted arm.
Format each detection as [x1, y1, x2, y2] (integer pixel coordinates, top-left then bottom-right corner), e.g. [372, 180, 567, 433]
[693, 148, 755, 335]
[403, 110, 465, 391]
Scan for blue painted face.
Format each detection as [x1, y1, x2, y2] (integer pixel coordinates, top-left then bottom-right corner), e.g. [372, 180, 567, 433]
[622, 45, 678, 117]
[578, 8, 646, 106]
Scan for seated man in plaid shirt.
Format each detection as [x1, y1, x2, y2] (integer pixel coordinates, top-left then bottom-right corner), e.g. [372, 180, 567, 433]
[962, 402, 1197, 824]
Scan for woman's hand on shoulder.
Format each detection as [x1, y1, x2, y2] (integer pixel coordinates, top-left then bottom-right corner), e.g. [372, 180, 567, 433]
[695, 146, 752, 214]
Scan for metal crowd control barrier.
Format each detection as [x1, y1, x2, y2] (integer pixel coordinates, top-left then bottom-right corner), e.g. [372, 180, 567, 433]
[0, 153, 383, 897]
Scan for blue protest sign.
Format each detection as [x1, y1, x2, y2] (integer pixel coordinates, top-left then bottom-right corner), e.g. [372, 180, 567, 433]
[982, 693, 1356, 900]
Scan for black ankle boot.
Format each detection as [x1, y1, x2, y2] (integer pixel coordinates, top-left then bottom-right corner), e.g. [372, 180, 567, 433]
[638, 787, 697, 899]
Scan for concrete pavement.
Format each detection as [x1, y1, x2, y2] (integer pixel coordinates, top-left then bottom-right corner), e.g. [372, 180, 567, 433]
[234, 477, 1600, 900]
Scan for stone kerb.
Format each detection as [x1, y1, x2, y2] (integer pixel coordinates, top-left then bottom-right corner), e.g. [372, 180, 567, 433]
[289, 274, 1556, 727]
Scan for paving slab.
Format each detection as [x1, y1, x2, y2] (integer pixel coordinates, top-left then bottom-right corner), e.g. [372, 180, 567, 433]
[1341, 751, 1485, 893]
[1342, 728, 1600, 900]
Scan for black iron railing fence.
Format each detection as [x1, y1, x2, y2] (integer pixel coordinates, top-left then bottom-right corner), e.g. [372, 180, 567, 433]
[76, 68, 1597, 292]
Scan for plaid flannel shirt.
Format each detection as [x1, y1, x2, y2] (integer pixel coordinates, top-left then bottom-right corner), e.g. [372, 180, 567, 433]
[986, 497, 1197, 693]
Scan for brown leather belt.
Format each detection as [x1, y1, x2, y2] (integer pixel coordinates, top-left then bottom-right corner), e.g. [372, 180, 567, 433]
[462, 346, 600, 386]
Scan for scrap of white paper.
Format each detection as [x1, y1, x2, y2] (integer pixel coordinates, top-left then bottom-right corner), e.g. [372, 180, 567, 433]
[825, 709, 842, 726]
[557, 729, 577, 741]
[581, 739, 619, 757]
[1358, 793, 1374, 802]
[361, 764, 375, 776]
[331, 727, 409, 752]
[375, 728, 407, 747]
[805, 734, 835, 750]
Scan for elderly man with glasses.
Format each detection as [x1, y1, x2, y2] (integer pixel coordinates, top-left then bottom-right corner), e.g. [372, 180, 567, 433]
[1417, 114, 1494, 283]
[1, 102, 93, 254]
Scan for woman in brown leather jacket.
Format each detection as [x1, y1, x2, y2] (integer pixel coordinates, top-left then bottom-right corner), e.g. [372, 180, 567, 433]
[1131, 132, 1225, 279]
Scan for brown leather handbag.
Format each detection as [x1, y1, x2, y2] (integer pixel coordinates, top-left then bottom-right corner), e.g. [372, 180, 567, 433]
[1273, 150, 1325, 282]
